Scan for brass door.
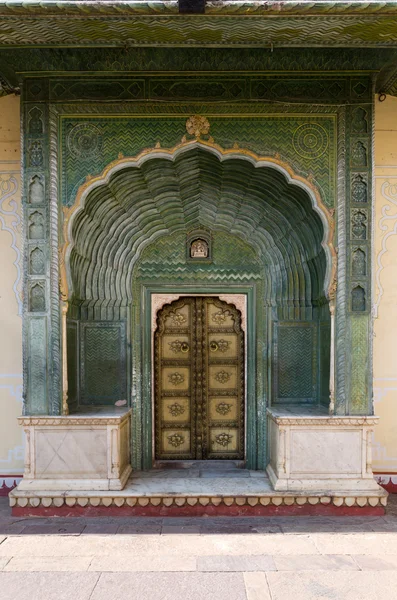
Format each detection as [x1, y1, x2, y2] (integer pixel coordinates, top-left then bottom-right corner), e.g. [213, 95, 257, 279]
[154, 297, 244, 460]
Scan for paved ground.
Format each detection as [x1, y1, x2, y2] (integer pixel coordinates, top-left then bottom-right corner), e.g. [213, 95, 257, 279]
[1, 496, 397, 599]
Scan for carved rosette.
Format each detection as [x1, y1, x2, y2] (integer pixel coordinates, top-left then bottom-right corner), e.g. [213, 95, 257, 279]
[186, 115, 210, 139]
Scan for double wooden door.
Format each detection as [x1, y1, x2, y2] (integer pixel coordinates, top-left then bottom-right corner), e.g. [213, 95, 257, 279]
[154, 296, 244, 460]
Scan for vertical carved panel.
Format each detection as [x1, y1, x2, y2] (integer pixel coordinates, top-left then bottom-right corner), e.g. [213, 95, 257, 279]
[346, 97, 372, 416]
[28, 210, 45, 240]
[66, 321, 78, 413]
[275, 323, 317, 402]
[29, 247, 45, 275]
[28, 107, 44, 135]
[80, 322, 126, 405]
[28, 175, 45, 205]
[23, 87, 60, 415]
[352, 248, 366, 278]
[351, 174, 367, 203]
[351, 107, 368, 134]
[351, 285, 366, 312]
[351, 141, 367, 167]
[350, 316, 369, 414]
[29, 282, 46, 312]
[28, 318, 48, 414]
[351, 209, 367, 240]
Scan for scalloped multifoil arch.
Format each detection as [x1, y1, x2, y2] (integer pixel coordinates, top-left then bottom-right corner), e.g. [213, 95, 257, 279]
[61, 139, 335, 306]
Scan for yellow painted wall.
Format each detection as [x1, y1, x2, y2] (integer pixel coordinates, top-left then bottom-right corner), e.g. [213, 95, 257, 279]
[0, 93, 396, 477]
[0, 94, 24, 477]
[373, 95, 397, 474]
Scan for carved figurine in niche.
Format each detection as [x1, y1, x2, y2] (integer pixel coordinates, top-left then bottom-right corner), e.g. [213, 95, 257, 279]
[29, 175, 44, 205]
[352, 248, 366, 278]
[30, 283, 45, 312]
[351, 285, 366, 312]
[30, 247, 45, 275]
[351, 174, 367, 203]
[29, 211, 44, 240]
[29, 141, 43, 167]
[351, 108, 368, 134]
[28, 108, 43, 135]
[191, 238, 208, 258]
[351, 141, 367, 167]
[352, 210, 367, 240]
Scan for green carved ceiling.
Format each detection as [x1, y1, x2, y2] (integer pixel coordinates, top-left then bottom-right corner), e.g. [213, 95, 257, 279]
[69, 146, 326, 309]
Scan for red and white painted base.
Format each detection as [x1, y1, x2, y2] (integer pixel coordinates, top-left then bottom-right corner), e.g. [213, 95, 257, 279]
[9, 489, 387, 518]
[374, 474, 397, 494]
[0, 476, 21, 497]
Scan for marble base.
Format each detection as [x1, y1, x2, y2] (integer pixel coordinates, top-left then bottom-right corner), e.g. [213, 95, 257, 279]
[15, 409, 132, 492]
[267, 408, 383, 493]
[9, 469, 387, 517]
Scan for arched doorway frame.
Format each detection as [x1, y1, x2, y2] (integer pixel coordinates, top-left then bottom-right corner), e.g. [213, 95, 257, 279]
[60, 139, 336, 301]
[59, 139, 336, 469]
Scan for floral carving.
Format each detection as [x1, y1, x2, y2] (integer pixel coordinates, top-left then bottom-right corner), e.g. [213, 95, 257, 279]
[210, 339, 230, 353]
[215, 402, 232, 416]
[215, 433, 233, 447]
[186, 115, 210, 138]
[352, 210, 367, 240]
[168, 372, 185, 386]
[171, 311, 187, 326]
[352, 174, 367, 203]
[168, 340, 189, 354]
[29, 141, 44, 167]
[167, 433, 185, 448]
[211, 311, 227, 325]
[214, 370, 232, 384]
[168, 402, 185, 417]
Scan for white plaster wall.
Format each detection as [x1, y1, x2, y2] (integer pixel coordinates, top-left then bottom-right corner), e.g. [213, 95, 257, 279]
[373, 94, 397, 477]
[0, 94, 24, 483]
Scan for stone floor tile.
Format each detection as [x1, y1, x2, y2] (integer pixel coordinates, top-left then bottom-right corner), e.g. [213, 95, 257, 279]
[244, 572, 272, 600]
[0, 532, 317, 558]
[162, 525, 201, 534]
[368, 518, 397, 532]
[0, 572, 100, 600]
[353, 554, 397, 570]
[19, 523, 85, 535]
[248, 471, 269, 478]
[200, 471, 250, 478]
[266, 571, 397, 600]
[4, 556, 92, 572]
[90, 572, 247, 600]
[311, 532, 397, 555]
[197, 555, 276, 572]
[89, 555, 197, 572]
[0, 523, 28, 535]
[279, 517, 376, 534]
[116, 523, 162, 534]
[0, 557, 11, 570]
[81, 524, 120, 535]
[274, 554, 359, 571]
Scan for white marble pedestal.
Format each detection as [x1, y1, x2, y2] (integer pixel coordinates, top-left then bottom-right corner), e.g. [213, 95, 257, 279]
[15, 409, 132, 492]
[267, 407, 383, 494]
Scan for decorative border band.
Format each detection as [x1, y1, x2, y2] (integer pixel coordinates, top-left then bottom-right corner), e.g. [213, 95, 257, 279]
[9, 494, 387, 509]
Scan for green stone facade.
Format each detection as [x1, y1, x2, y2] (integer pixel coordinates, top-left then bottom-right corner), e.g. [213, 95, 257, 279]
[14, 42, 375, 469]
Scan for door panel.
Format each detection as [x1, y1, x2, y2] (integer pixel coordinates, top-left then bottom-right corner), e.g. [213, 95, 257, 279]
[155, 296, 244, 460]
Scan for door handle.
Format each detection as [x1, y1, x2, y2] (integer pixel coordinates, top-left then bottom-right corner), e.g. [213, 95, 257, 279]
[210, 341, 219, 352]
